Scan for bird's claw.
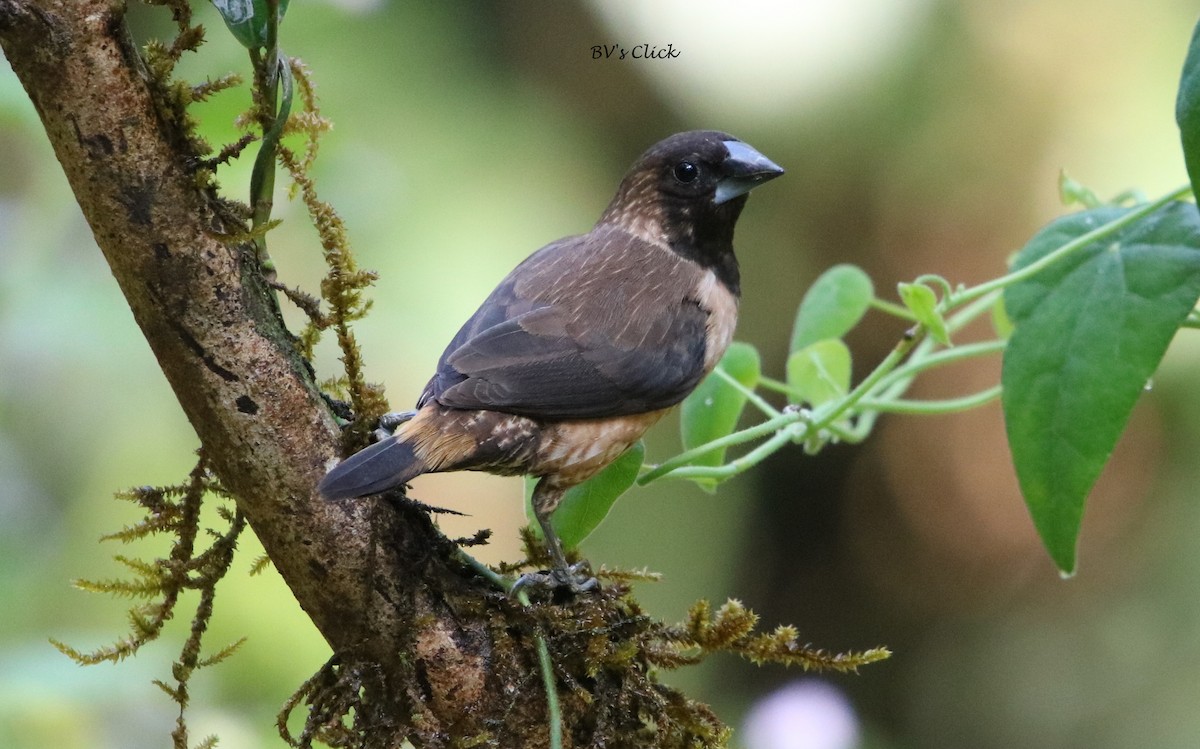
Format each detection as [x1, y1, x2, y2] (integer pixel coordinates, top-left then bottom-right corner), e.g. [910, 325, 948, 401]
[510, 562, 599, 598]
[373, 410, 417, 441]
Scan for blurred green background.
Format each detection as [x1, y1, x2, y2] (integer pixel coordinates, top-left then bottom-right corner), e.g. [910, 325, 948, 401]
[4, 1, 1200, 747]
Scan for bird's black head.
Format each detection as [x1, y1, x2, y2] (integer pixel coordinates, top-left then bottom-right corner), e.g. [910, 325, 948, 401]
[599, 130, 784, 292]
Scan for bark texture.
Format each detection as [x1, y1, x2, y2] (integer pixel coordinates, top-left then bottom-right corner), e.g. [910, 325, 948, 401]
[0, 1, 537, 745]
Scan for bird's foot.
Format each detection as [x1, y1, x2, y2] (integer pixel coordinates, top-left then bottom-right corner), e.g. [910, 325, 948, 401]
[373, 410, 417, 441]
[511, 561, 600, 598]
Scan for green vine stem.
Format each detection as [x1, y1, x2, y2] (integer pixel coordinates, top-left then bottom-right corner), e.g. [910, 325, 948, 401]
[858, 385, 1002, 415]
[712, 366, 781, 418]
[947, 184, 1192, 309]
[247, 0, 292, 281]
[640, 185, 1194, 487]
[869, 340, 1006, 397]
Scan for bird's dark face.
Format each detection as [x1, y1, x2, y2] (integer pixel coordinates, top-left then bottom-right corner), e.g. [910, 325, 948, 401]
[649, 130, 783, 209]
[599, 131, 783, 287]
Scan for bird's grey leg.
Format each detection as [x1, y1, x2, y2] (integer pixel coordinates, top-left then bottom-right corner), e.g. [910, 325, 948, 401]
[538, 512, 599, 593]
[536, 507, 571, 575]
[512, 483, 599, 595]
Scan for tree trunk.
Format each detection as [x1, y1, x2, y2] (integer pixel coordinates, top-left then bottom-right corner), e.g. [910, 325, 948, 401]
[0, 1, 547, 745]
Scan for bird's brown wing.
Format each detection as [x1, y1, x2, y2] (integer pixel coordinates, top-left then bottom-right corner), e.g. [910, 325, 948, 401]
[422, 231, 711, 419]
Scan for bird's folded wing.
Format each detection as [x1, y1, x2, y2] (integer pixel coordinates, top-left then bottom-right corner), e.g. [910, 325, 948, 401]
[434, 296, 708, 419]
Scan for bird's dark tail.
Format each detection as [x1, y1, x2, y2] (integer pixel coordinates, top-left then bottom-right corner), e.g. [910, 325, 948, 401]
[318, 433, 428, 501]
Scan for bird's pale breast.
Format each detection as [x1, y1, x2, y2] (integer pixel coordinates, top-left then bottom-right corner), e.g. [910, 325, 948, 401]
[693, 267, 739, 372]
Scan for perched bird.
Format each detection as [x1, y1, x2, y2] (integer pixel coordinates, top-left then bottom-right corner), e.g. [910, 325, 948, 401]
[320, 130, 783, 586]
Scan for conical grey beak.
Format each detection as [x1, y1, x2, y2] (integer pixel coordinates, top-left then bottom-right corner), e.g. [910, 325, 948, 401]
[714, 140, 785, 204]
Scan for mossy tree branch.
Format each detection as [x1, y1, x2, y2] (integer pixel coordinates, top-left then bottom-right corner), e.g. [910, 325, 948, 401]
[0, 1, 533, 745]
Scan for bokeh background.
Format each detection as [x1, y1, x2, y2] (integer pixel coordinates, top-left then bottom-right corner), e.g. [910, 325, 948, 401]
[4, 1, 1200, 747]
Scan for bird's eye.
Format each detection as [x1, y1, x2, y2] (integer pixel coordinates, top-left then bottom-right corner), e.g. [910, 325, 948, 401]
[673, 161, 699, 184]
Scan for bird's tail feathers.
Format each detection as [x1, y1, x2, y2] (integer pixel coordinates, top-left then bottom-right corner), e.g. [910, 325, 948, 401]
[318, 433, 428, 501]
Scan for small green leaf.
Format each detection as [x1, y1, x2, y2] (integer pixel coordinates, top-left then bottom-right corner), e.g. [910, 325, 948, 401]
[1002, 201, 1200, 574]
[786, 339, 851, 407]
[1176, 16, 1200, 203]
[1058, 171, 1102, 209]
[679, 342, 761, 490]
[526, 442, 645, 548]
[790, 264, 874, 353]
[211, 0, 290, 50]
[897, 281, 951, 345]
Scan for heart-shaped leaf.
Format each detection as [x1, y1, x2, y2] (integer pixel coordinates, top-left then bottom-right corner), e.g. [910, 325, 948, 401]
[790, 264, 874, 353]
[1176, 16, 1200, 203]
[1002, 201, 1200, 574]
[786, 339, 851, 407]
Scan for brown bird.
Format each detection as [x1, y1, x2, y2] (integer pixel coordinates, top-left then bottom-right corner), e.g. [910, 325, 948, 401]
[319, 130, 783, 586]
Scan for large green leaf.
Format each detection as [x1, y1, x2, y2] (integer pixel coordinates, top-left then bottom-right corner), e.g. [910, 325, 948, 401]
[1002, 201, 1200, 574]
[526, 442, 645, 548]
[790, 264, 874, 353]
[1176, 16, 1200, 204]
[679, 342, 761, 490]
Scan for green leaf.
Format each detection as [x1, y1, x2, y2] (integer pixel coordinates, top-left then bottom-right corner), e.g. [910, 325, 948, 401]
[679, 342, 762, 490]
[525, 442, 644, 548]
[790, 264, 874, 353]
[1002, 201, 1200, 574]
[786, 339, 851, 407]
[211, 0, 290, 49]
[1176, 16, 1200, 204]
[897, 281, 951, 345]
[1058, 171, 1102, 209]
